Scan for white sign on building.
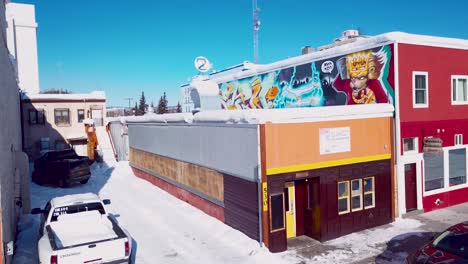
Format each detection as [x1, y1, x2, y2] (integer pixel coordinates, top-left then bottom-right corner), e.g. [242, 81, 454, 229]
[319, 127, 351, 155]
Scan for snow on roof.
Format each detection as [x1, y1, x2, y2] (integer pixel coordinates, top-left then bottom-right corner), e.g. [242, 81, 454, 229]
[22, 91, 106, 101]
[123, 104, 394, 125]
[193, 104, 394, 124]
[51, 193, 102, 208]
[123, 112, 194, 124]
[209, 32, 468, 84]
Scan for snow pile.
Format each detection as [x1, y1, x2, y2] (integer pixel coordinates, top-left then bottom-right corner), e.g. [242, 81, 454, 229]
[22, 90, 105, 101]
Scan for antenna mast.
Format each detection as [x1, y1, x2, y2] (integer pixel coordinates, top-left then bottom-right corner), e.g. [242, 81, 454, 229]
[253, 0, 260, 63]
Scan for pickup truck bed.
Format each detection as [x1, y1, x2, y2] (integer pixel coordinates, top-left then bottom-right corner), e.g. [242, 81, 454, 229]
[42, 211, 129, 263]
[50, 211, 118, 248]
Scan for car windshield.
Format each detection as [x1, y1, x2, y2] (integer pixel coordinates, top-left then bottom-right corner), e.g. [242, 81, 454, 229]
[51, 202, 105, 222]
[433, 230, 468, 259]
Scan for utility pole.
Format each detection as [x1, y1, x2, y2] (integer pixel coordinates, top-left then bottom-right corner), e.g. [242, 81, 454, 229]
[124, 98, 133, 110]
[253, 0, 260, 63]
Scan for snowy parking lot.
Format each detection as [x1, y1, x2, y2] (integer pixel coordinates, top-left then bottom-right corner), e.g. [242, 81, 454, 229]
[12, 128, 468, 264]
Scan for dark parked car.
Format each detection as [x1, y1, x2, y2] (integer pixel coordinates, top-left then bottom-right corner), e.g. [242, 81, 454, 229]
[406, 221, 468, 264]
[32, 149, 91, 187]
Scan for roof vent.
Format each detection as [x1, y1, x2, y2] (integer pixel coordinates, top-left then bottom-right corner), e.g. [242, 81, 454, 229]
[301, 46, 315, 55]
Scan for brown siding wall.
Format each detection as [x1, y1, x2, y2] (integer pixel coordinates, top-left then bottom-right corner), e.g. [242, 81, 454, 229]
[224, 175, 259, 241]
[132, 167, 225, 221]
[319, 160, 392, 241]
[130, 148, 224, 203]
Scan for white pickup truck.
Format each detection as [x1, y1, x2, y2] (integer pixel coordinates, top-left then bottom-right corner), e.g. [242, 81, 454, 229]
[31, 193, 132, 264]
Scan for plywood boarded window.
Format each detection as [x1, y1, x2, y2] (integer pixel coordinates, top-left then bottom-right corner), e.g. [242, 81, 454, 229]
[364, 177, 375, 209]
[270, 193, 285, 232]
[351, 179, 363, 212]
[338, 181, 350, 215]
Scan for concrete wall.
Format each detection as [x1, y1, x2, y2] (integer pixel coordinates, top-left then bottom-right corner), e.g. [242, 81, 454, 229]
[6, 3, 39, 94]
[21, 100, 105, 159]
[0, 0, 30, 262]
[128, 123, 259, 181]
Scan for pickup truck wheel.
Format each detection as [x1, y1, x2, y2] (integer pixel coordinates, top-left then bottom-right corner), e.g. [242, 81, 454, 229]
[80, 179, 89, 184]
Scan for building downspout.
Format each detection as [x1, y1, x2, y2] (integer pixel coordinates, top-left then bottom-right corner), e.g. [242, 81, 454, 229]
[256, 124, 263, 247]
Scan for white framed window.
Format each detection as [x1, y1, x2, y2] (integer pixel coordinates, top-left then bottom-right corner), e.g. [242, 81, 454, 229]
[413, 71, 428, 108]
[403, 137, 419, 154]
[424, 152, 445, 192]
[351, 179, 363, 211]
[455, 134, 463, 145]
[449, 148, 467, 187]
[451, 76, 468, 105]
[363, 177, 375, 209]
[338, 181, 350, 215]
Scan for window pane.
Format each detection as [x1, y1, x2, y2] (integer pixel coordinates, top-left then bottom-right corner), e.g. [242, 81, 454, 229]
[338, 182, 349, 197]
[404, 138, 415, 152]
[352, 196, 362, 210]
[364, 193, 374, 207]
[40, 137, 49, 151]
[37, 110, 45, 124]
[78, 109, 85, 122]
[364, 178, 374, 193]
[351, 179, 362, 195]
[29, 111, 37, 124]
[338, 198, 349, 213]
[416, 90, 426, 104]
[416, 75, 426, 89]
[449, 149, 466, 186]
[461, 79, 467, 101]
[270, 194, 284, 231]
[424, 153, 445, 191]
[453, 79, 457, 101]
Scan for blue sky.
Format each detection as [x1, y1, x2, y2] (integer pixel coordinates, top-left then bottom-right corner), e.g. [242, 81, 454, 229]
[14, 0, 468, 107]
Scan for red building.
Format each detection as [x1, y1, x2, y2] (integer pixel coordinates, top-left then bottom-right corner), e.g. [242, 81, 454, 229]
[396, 39, 468, 214]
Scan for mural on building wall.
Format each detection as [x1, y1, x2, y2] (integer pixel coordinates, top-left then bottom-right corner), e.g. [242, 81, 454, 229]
[219, 45, 394, 109]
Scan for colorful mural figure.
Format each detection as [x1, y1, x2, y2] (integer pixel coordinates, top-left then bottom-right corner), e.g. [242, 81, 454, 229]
[333, 49, 389, 104]
[219, 45, 393, 109]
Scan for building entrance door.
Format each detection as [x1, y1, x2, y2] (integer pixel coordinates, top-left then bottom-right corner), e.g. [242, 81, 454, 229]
[284, 182, 296, 238]
[405, 163, 417, 212]
[91, 109, 103, 126]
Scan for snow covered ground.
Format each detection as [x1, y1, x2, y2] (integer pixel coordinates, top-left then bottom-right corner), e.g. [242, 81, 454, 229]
[12, 127, 431, 263]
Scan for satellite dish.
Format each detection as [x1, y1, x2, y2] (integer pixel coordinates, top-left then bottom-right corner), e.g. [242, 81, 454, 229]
[194, 56, 212, 73]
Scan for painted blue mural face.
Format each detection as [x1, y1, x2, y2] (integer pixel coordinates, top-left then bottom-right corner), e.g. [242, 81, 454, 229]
[218, 45, 393, 109]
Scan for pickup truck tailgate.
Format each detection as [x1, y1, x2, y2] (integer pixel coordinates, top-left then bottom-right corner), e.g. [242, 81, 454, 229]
[55, 238, 127, 263]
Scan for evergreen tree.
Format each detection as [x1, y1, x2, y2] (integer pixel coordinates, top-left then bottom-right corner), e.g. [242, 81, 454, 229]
[176, 102, 182, 113]
[133, 102, 138, 116]
[162, 92, 168, 113]
[138, 91, 147, 116]
[156, 96, 164, 114]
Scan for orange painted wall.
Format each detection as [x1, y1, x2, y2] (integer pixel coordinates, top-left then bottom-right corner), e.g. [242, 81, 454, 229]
[264, 117, 392, 171]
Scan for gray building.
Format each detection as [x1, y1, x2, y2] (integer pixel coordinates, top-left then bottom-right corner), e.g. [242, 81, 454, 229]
[0, 0, 30, 262]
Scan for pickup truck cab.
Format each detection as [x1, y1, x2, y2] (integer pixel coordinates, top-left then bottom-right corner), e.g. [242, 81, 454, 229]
[32, 149, 91, 187]
[32, 193, 132, 264]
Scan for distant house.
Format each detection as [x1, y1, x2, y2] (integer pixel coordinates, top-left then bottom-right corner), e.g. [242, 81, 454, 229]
[21, 91, 106, 159]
